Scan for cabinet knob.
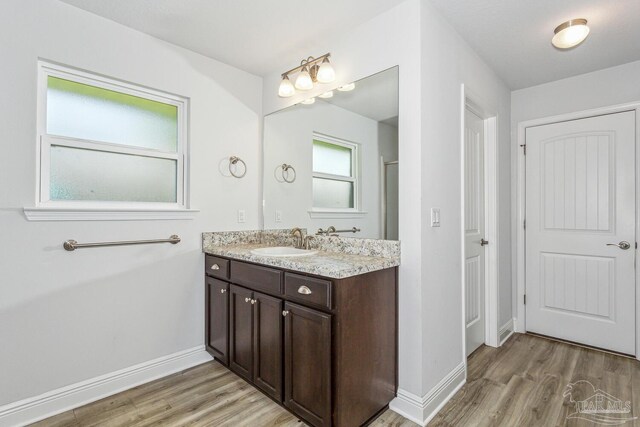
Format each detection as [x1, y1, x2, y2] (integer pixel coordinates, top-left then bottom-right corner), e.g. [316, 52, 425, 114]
[220, 288, 226, 294]
[297, 285, 312, 295]
[251, 299, 256, 305]
[245, 297, 251, 303]
[282, 310, 289, 317]
[211, 264, 220, 270]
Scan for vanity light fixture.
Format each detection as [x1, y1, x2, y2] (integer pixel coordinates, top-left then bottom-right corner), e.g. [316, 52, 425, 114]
[318, 91, 333, 99]
[337, 82, 355, 92]
[278, 53, 335, 97]
[552, 18, 589, 49]
[300, 97, 316, 105]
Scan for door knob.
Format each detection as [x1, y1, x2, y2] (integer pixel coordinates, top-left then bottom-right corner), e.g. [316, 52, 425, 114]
[606, 241, 631, 250]
[282, 310, 289, 317]
[220, 288, 227, 294]
[245, 297, 251, 303]
[250, 299, 256, 305]
[480, 238, 489, 246]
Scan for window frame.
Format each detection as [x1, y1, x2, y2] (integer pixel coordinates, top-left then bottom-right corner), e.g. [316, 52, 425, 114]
[27, 60, 195, 220]
[310, 133, 362, 214]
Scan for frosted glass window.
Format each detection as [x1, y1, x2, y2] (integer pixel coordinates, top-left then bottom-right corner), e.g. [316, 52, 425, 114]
[47, 76, 178, 152]
[313, 178, 354, 209]
[313, 139, 352, 177]
[50, 146, 177, 202]
[312, 136, 358, 210]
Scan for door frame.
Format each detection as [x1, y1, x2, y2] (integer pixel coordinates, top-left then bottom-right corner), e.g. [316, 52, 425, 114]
[461, 84, 500, 360]
[514, 101, 640, 359]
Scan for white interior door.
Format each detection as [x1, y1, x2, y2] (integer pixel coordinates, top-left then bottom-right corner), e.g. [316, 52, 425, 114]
[525, 111, 636, 355]
[465, 108, 486, 356]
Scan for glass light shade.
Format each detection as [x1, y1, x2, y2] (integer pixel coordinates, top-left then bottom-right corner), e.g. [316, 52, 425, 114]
[552, 19, 589, 49]
[301, 97, 315, 105]
[278, 76, 295, 97]
[295, 67, 314, 90]
[316, 59, 335, 83]
[337, 82, 355, 92]
[318, 91, 333, 99]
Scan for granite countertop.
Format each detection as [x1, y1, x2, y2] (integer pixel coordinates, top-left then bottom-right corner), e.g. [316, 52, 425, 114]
[204, 243, 400, 279]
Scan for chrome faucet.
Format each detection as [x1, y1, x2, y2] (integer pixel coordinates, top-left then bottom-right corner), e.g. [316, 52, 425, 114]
[290, 227, 303, 249]
[303, 235, 315, 250]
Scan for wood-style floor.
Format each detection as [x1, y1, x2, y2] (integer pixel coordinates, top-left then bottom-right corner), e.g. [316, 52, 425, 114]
[33, 333, 640, 426]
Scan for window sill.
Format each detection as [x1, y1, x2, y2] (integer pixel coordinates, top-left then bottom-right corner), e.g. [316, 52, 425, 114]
[23, 207, 200, 221]
[308, 210, 368, 219]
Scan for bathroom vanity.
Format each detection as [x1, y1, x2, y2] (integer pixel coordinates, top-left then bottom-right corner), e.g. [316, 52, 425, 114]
[203, 232, 399, 427]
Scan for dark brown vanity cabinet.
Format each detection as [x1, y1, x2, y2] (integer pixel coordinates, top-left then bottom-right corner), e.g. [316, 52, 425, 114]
[205, 255, 397, 427]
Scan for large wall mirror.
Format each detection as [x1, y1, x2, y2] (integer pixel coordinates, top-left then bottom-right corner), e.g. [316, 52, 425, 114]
[263, 66, 398, 240]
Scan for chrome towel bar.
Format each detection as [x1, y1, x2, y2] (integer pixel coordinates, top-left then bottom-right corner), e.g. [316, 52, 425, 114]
[63, 235, 181, 251]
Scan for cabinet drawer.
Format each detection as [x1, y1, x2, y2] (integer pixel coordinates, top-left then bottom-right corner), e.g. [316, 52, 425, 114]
[231, 261, 282, 295]
[284, 273, 332, 310]
[206, 255, 230, 280]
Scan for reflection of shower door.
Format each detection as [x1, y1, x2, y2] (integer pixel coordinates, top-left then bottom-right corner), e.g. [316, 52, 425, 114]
[383, 161, 399, 240]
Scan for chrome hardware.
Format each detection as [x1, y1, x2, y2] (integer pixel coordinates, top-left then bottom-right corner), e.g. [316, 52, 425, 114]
[282, 310, 289, 317]
[245, 297, 251, 303]
[251, 299, 256, 305]
[480, 238, 489, 246]
[228, 156, 247, 178]
[303, 235, 315, 250]
[280, 164, 297, 183]
[298, 286, 312, 295]
[290, 227, 304, 249]
[607, 241, 631, 250]
[316, 226, 361, 236]
[63, 235, 180, 251]
[220, 289, 227, 294]
[211, 264, 220, 270]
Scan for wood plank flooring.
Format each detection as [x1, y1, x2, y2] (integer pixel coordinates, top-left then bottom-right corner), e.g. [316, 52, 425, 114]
[32, 333, 640, 426]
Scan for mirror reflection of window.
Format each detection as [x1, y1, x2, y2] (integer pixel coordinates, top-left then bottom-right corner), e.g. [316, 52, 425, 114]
[312, 136, 359, 210]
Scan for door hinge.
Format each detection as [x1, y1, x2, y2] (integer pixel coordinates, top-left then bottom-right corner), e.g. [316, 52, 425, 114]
[520, 144, 526, 155]
[524, 294, 526, 305]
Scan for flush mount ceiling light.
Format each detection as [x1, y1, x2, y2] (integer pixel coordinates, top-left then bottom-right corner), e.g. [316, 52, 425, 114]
[278, 53, 335, 97]
[552, 18, 590, 49]
[337, 82, 355, 92]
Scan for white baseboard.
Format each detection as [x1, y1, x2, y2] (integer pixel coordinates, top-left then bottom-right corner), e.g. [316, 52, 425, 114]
[499, 318, 515, 345]
[389, 361, 466, 426]
[0, 346, 212, 427]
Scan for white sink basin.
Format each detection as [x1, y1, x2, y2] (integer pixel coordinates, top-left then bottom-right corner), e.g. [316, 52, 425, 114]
[250, 246, 318, 257]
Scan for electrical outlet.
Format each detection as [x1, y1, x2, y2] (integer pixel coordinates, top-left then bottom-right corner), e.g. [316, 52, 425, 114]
[431, 208, 440, 227]
[237, 210, 246, 223]
[275, 210, 282, 223]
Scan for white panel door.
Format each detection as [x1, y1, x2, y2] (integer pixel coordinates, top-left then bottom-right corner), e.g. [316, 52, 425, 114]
[526, 111, 636, 355]
[465, 109, 486, 356]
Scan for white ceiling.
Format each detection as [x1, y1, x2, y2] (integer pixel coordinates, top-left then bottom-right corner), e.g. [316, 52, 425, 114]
[58, 0, 405, 77]
[428, 0, 640, 89]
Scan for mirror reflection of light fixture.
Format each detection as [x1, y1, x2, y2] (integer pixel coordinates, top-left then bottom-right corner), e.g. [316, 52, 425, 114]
[278, 53, 335, 97]
[337, 82, 355, 92]
[318, 91, 333, 99]
[300, 97, 316, 105]
[552, 18, 589, 49]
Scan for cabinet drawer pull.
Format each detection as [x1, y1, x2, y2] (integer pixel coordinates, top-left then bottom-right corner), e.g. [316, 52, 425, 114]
[220, 288, 227, 294]
[245, 297, 251, 303]
[282, 310, 289, 317]
[297, 286, 312, 295]
[211, 264, 220, 270]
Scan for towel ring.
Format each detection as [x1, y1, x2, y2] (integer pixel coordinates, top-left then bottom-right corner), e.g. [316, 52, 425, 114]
[229, 156, 247, 178]
[281, 164, 296, 183]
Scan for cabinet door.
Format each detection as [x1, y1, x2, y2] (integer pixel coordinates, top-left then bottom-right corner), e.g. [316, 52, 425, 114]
[284, 302, 331, 427]
[229, 284, 254, 381]
[206, 277, 228, 365]
[253, 291, 283, 402]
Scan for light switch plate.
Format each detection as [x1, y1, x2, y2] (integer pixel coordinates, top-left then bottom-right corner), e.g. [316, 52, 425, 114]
[275, 210, 282, 223]
[238, 210, 246, 223]
[431, 208, 440, 227]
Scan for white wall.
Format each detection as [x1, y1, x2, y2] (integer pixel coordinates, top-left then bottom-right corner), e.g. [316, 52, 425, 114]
[511, 60, 640, 325]
[0, 0, 261, 413]
[263, 0, 511, 423]
[263, 101, 386, 238]
[419, 0, 512, 401]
